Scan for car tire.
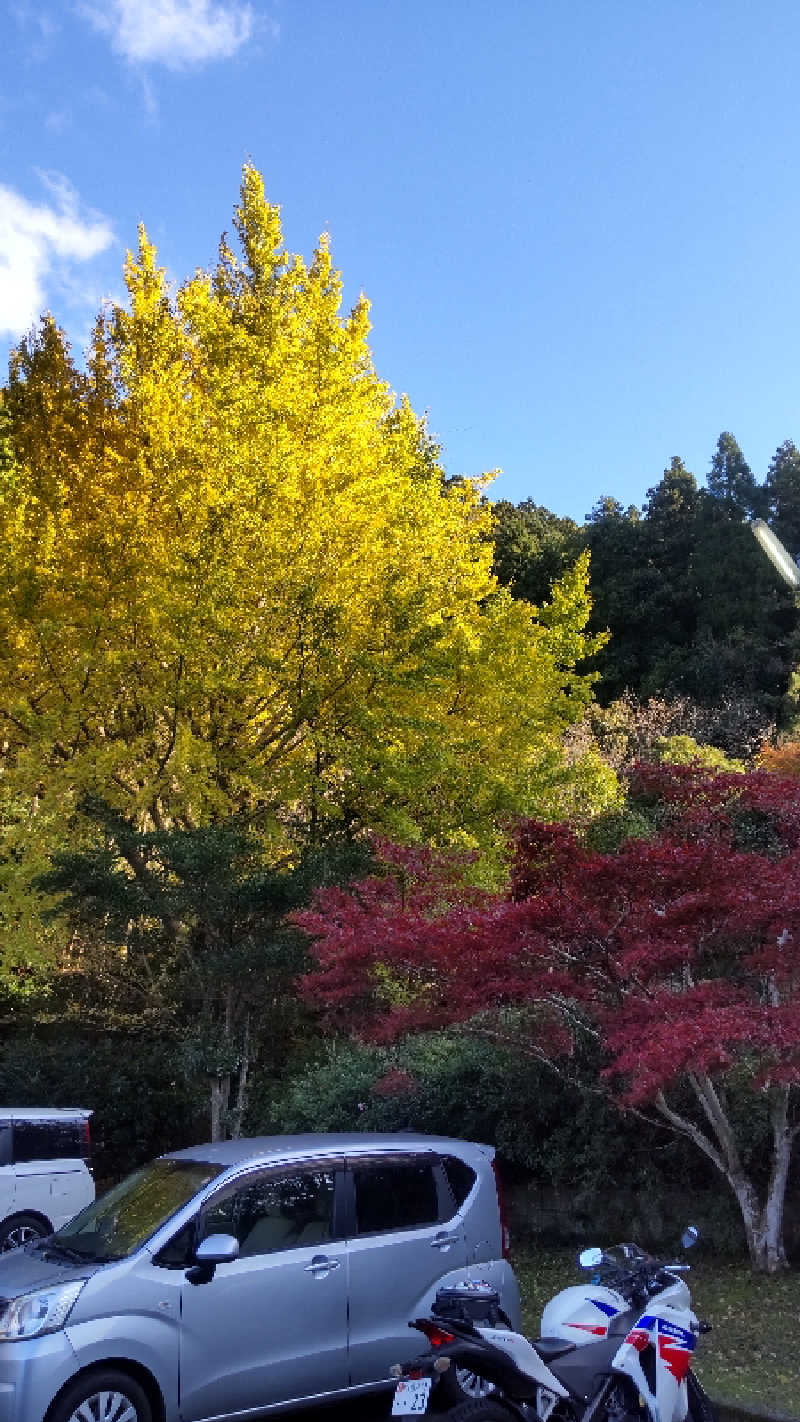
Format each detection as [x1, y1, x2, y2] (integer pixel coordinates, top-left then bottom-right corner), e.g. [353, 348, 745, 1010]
[0, 1213, 49, 1252]
[49, 1368, 153, 1422]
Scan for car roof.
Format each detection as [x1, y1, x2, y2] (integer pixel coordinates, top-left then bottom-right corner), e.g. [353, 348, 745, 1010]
[0, 1108, 92, 1120]
[163, 1131, 490, 1169]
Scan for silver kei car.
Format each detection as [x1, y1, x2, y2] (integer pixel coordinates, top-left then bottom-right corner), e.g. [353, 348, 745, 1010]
[0, 1131, 519, 1422]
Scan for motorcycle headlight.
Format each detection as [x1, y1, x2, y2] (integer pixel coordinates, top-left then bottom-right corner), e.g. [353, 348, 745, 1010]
[0, 1281, 86, 1340]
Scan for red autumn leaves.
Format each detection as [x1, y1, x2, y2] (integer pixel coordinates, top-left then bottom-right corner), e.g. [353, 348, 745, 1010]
[295, 766, 800, 1105]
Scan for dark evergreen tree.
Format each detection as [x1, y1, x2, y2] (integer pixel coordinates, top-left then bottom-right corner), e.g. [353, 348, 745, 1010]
[637, 457, 700, 694]
[491, 499, 584, 606]
[584, 497, 652, 702]
[676, 483, 795, 712]
[706, 431, 764, 517]
[491, 431, 800, 739]
[765, 440, 800, 565]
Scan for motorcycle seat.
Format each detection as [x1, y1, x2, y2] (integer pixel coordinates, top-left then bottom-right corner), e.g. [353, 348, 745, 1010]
[532, 1337, 577, 1363]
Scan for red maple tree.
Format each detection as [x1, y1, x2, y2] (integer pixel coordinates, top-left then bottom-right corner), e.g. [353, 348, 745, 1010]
[296, 767, 800, 1271]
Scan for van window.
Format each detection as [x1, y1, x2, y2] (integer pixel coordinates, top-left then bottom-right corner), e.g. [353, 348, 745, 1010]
[202, 1168, 336, 1257]
[353, 1158, 439, 1234]
[12, 1118, 89, 1163]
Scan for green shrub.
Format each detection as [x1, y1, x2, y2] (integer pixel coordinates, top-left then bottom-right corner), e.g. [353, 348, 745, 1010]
[0, 1031, 207, 1183]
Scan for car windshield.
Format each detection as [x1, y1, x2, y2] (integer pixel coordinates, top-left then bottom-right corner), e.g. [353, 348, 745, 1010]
[50, 1157, 223, 1261]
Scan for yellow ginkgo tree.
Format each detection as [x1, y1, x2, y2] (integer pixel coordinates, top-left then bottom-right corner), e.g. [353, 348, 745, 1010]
[0, 165, 614, 878]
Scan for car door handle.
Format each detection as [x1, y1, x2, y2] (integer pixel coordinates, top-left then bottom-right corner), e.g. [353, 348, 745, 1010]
[304, 1255, 341, 1275]
[431, 1232, 461, 1249]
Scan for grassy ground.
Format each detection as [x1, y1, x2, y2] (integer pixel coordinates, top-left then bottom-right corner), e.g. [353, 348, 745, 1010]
[510, 1244, 800, 1417]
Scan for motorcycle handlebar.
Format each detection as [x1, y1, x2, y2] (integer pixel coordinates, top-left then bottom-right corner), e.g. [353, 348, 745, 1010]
[588, 1247, 691, 1305]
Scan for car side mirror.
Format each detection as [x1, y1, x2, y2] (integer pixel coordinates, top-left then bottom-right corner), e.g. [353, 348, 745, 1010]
[186, 1233, 239, 1284]
[195, 1233, 240, 1264]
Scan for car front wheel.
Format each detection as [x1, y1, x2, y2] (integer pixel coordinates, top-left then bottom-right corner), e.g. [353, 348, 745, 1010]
[49, 1369, 153, 1422]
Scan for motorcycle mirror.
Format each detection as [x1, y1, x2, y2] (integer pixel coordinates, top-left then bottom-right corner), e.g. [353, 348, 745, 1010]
[579, 1247, 603, 1268]
[680, 1225, 699, 1250]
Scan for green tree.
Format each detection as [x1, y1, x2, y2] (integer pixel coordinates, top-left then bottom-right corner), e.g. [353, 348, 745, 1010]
[766, 440, 800, 564]
[633, 457, 701, 696]
[688, 486, 796, 711]
[491, 499, 584, 607]
[583, 497, 650, 701]
[707, 431, 763, 517]
[38, 806, 371, 1139]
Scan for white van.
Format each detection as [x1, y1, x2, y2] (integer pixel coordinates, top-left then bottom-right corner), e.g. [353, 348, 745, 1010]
[0, 1108, 94, 1250]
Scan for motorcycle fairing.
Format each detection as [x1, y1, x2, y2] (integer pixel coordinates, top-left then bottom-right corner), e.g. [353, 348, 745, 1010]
[541, 1284, 629, 1346]
[474, 1327, 571, 1399]
[612, 1307, 697, 1422]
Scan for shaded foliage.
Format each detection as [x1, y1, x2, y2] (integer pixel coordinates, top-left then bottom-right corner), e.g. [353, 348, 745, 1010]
[0, 1031, 207, 1184]
[37, 804, 373, 1139]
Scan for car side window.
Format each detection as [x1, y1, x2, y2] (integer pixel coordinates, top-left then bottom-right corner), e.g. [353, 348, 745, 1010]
[353, 1158, 439, 1235]
[201, 1168, 336, 1258]
[441, 1155, 476, 1209]
[12, 1119, 87, 1163]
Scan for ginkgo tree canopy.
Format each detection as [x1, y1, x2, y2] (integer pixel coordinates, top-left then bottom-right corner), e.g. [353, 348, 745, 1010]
[0, 165, 612, 864]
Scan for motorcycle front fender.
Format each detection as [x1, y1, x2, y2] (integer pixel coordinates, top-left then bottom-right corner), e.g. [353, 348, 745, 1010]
[611, 1339, 688, 1422]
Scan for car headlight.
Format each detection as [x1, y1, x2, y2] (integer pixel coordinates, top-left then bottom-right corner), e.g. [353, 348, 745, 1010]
[0, 1281, 86, 1340]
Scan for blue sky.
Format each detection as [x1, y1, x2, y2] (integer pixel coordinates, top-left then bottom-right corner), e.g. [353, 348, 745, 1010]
[2, 0, 800, 522]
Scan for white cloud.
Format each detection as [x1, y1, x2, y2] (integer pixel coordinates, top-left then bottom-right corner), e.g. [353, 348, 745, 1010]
[0, 175, 113, 339]
[83, 0, 255, 69]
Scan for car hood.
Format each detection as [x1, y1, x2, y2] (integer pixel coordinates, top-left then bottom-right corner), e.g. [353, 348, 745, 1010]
[0, 1246, 106, 1296]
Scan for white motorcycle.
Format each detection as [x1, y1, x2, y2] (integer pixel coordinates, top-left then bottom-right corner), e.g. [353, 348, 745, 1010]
[391, 1228, 713, 1422]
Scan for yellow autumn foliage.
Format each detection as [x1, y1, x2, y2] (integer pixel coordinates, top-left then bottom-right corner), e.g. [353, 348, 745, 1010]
[0, 165, 614, 866]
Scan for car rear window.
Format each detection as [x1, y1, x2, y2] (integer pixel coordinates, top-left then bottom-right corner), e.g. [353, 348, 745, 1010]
[442, 1154, 476, 1208]
[12, 1119, 89, 1164]
[353, 1157, 440, 1234]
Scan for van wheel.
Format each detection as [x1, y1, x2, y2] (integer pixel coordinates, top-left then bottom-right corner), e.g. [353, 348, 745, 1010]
[49, 1369, 152, 1422]
[0, 1213, 49, 1251]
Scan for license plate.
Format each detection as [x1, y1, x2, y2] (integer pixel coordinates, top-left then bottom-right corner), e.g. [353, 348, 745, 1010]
[392, 1378, 432, 1415]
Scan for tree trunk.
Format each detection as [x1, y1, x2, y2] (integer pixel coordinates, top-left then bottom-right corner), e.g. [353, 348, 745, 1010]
[727, 1173, 778, 1273]
[210, 1075, 229, 1143]
[229, 1018, 251, 1141]
[655, 1078, 795, 1273]
[730, 1176, 789, 1273]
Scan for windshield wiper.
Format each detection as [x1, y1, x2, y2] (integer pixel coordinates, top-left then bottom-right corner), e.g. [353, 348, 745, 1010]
[41, 1242, 93, 1265]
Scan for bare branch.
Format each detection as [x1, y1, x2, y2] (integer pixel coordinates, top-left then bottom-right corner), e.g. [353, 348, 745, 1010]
[653, 1090, 725, 1174]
